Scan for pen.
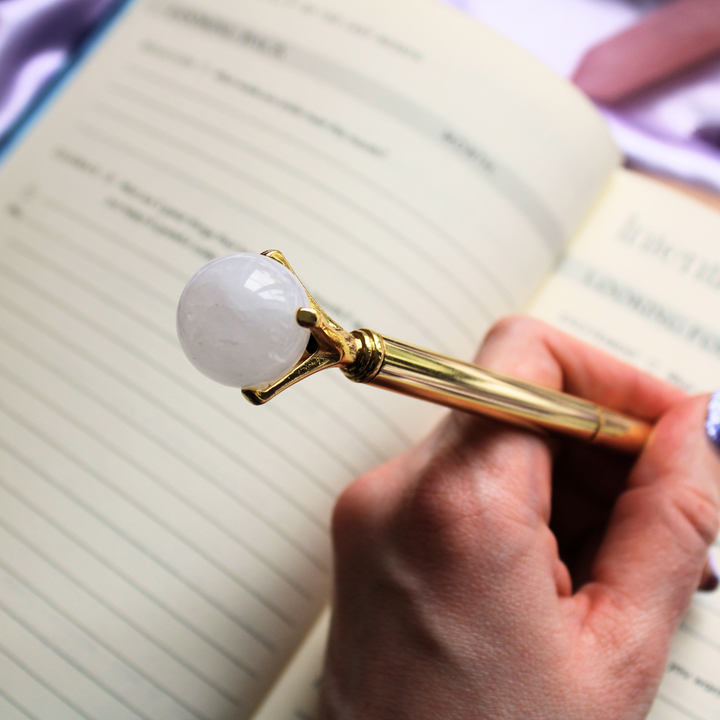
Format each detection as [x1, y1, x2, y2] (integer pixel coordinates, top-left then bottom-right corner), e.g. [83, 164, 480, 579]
[177, 250, 652, 454]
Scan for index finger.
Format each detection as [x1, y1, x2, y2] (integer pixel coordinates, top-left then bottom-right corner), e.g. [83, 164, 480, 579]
[466, 316, 687, 525]
[476, 315, 687, 422]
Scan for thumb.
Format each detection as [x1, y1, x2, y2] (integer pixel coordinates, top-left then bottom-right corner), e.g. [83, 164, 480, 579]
[581, 393, 720, 645]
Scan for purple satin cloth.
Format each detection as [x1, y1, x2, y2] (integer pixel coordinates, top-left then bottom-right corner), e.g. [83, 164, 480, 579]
[0, 0, 119, 141]
[441, 0, 720, 190]
[3, 0, 719, 189]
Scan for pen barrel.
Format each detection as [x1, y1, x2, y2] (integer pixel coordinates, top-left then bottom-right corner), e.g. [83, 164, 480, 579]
[346, 331, 650, 454]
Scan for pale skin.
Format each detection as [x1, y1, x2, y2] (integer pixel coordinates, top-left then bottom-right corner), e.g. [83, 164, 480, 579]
[319, 316, 720, 720]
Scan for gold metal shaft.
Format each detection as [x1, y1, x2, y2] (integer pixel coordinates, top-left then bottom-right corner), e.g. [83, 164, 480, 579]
[242, 250, 652, 454]
[344, 330, 651, 453]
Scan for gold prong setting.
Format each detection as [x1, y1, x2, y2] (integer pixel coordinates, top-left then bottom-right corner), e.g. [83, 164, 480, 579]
[241, 251, 360, 404]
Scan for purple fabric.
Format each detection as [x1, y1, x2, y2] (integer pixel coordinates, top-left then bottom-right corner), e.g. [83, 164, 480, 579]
[0, 0, 118, 139]
[441, 0, 720, 190]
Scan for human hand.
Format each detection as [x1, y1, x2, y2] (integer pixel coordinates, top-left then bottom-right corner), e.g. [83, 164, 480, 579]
[319, 316, 720, 720]
[573, 0, 720, 105]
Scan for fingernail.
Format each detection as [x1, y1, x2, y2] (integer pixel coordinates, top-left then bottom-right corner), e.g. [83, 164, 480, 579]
[699, 554, 719, 592]
[706, 390, 720, 451]
[699, 562, 719, 592]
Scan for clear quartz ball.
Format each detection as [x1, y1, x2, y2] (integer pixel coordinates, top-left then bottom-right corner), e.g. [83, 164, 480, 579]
[177, 253, 311, 388]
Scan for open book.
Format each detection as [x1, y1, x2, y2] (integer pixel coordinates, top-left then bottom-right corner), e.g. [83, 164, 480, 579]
[0, 0, 718, 717]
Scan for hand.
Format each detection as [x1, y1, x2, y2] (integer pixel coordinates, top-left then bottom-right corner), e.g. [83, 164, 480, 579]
[573, 0, 720, 105]
[319, 316, 720, 720]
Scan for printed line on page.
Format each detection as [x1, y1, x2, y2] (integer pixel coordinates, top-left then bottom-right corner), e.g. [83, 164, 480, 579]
[0, 458, 262, 679]
[0, 561, 238, 719]
[0, 319, 320, 600]
[124, 62, 518, 311]
[0, 261, 337, 524]
[106, 79, 503, 322]
[0, 642, 99, 720]
[0, 509, 253, 702]
[76, 120, 458, 352]
[0, 391, 283, 652]
[153, 3, 565, 253]
[23, 197, 410, 476]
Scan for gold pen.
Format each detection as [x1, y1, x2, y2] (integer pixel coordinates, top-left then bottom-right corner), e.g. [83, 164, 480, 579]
[178, 250, 652, 454]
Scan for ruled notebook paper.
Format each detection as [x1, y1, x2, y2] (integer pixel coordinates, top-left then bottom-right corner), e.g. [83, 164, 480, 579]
[0, 0, 617, 717]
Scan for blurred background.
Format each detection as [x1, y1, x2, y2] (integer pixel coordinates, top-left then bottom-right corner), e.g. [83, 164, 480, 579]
[2, 0, 720, 195]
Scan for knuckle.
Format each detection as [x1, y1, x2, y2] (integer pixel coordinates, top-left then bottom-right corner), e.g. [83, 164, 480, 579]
[478, 316, 561, 386]
[408, 456, 483, 536]
[331, 473, 379, 553]
[483, 314, 538, 346]
[397, 448, 511, 567]
[668, 484, 720, 548]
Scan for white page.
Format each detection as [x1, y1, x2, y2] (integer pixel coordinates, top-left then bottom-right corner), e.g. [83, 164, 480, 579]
[251, 607, 329, 720]
[0, 0, 617, 717]
[531, 169, 720, 720]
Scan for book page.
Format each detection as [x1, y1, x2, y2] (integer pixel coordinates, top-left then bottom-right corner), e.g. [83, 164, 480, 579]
[0, 0, 618, 718]
[251, 607, 330, 720]
[531, 168, 720, 720]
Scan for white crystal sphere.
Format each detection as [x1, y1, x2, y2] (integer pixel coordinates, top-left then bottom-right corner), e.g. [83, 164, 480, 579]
[177, 253, 311, 388]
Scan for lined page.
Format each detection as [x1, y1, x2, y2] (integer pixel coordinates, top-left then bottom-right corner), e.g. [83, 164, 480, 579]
[531, 169, 720, 720]
[0, 0, 617, 717]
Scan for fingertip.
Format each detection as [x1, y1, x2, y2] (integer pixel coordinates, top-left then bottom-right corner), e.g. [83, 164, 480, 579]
[698, 557, 719, 592]
[475, 316, 685, 421]
[579, 392, 720, 638]
[641, 393, 720, 491]
[705, 389, 720, 453]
